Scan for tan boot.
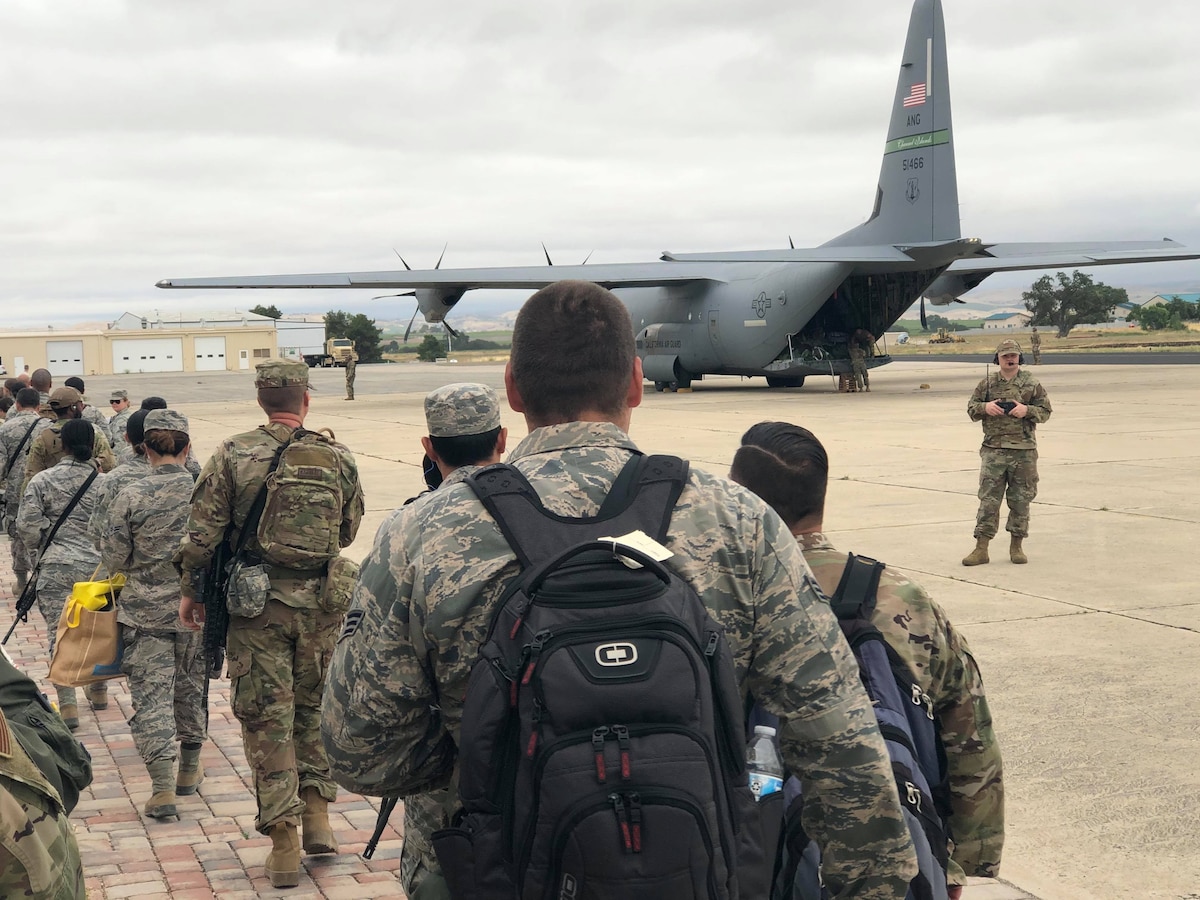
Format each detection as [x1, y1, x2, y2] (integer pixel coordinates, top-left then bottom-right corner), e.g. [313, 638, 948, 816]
[144, 759, 178, 819]
[962, 537, 990, 567]
[1010, 536, 1028, 564]
[265, 822, 302, 888]
[85, 682, 109, 710]
[300, 786, 338, 855]
[176, 742, 204, 796]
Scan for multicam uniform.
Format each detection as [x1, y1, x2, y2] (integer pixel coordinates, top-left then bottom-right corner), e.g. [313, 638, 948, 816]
[0, 409, 53, 583]
[797, 532, 1005, 887]
[175, 421, 364, 834]
[344, 355, 356, 400]
[1029, 330, 1041, 364]
[967, 370, 1052, 539]
[23, 421, 117, 494]
[324, 422, 919, 900]
[849, 344, 869, 391]
[101, 464, 207, 771]
[15, 459, 104, 709]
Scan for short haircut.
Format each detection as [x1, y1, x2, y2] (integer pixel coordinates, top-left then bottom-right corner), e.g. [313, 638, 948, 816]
[510, 280, 635, 423]
[4, 378, 21, 397]
[730, 421, 829, 528]
[126, 409, 150, 448]
[140, 396, 167, 411]
[61, 419, 95, 463]
[0, 397, 12, 414]
[257, 384, 306, 415]
[144, 429, 189, 456]
[30, 369, 52, 392]
[15, 387, 40, 409]
[429, 427, 502, 469]
[64, 376, 86, 393]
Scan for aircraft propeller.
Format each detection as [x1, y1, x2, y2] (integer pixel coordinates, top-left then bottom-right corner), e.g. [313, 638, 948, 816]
[384, 245, 452, 342]
[541, 244, 594, 266]
[919, 294, 928, 330]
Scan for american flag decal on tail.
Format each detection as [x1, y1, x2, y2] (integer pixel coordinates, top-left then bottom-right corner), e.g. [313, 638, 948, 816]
[903, 82, 927, 107]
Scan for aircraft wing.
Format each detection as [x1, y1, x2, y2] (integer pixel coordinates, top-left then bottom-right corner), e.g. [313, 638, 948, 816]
[948, 239, 1200, 274]
[157, 262, 725, 291]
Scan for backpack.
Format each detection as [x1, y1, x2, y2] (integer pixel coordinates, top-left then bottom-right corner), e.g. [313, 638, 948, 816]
[432, 455, 756, 900]
[255, 429, 344, 569]
[770, 554, 952, 900]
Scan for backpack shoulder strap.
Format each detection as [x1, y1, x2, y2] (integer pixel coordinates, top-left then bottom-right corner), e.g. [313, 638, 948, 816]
[2, 418, 41, 480]
[468, 454, 689, 568]
[829, 553, 886, 620]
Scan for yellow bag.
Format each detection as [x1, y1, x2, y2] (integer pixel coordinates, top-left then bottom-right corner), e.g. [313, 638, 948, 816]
[48, 572, 126, 687]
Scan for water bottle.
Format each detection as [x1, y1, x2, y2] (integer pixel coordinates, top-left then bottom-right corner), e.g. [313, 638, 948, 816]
[746, 724, 783, 801]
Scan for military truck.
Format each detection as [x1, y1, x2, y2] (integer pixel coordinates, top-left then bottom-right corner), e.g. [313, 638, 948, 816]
[302, 338, 356, 367]
[928, 327, 966, 344]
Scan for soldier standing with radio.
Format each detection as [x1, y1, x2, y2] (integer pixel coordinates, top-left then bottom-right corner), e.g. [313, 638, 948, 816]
[175, 359, 364, 888]
[963, 339, 1052, 566]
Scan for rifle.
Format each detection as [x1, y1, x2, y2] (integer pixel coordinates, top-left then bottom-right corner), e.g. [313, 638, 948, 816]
[200, 538, 231, 679]
[2, 577, 40, 645]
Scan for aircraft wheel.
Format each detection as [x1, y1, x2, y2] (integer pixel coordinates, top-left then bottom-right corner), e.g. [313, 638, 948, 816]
[766, 376, 806, 388]
[654, 381, 667, 393]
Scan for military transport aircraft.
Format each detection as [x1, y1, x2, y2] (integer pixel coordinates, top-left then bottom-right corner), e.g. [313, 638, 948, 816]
[158, 0, 1200, 391]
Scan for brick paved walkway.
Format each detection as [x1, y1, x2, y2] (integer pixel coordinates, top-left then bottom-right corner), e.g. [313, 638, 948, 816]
[1, 538, 1038, 900]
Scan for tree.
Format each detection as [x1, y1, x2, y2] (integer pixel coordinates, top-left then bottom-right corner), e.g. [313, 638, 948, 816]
[325, 310, 384, 363]
[1128, 304, 1169, 330]
[1022, 271, 1126, 338]
[416, 334, 444, 362]
[923, 314, 965, 333]
[250, 303, 282, 319]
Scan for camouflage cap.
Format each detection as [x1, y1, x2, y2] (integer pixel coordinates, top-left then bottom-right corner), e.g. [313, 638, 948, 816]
[47, 386, 82, 409]
[255, 358, 314, 390]
[144, 409, 189, 435]
[109, 389, 128, 401]
[995, 339, 1023, 356]
[425, 383, 502, 437]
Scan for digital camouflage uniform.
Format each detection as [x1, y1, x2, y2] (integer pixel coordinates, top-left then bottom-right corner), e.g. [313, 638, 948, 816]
[101, 462, 207, 769]
[23, 420, 117, 495]
[0, 710, 85, 899]
[798, 532, 1005, 886]
[16, 459, 104, 710]
[175, 419, 364, 834]
[80, 403, 107, 431]
[967, 368, 1052, 539]
[324, 422, 919, 900]
[115, 438, 201, 477]
[107, 408, 132, 448]
[0, 409, 53, 582]
[88, 453, 152, 547]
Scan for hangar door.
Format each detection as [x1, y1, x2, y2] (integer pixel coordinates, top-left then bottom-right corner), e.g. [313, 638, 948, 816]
[194, 336, 227, 371]
[111, 338, 184, 374]
[46, 341, 84, 377]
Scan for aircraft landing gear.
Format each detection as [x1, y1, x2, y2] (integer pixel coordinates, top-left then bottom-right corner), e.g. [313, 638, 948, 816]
[766, 375, 806, 388]
[653, 375, 693, 393]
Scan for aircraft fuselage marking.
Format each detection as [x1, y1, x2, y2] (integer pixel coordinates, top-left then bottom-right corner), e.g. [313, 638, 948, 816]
[901, 156, 925, 171]
[885, 129, 949, 154]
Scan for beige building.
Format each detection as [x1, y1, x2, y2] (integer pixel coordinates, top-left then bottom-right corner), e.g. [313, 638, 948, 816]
[0, 310, 278, 378]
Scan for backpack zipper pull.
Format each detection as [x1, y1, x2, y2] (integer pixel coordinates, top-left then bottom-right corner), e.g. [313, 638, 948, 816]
[613, 724, 632, 779]
[592, 726, 610, 783]
[628, 793, 643, 853]
[611, 793, 632, 853]
[704, 630, 719, 658]
[910, 683, 934, 720]
[507, 596, 531, 639]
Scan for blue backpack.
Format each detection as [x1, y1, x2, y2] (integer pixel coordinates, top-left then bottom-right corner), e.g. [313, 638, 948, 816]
[767, 554, 953, 900]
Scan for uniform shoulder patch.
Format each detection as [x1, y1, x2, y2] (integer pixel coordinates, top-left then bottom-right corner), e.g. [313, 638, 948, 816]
[339, 608, 364, 642]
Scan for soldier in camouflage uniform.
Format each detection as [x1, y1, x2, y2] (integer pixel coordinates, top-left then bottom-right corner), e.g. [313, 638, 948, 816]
[964, 339, 1052, 566]
[0, 653, 86, 900]
[106, 389, 132, 446]
[22, 387, 117, 495]
[176, 359, 364, 888]
[88, 409, 155, 550]
[0, 388, 53, 594]
[63, 377, 108, 431]
[323, 281, 918, 900]
[118, 397, 202, 476]
[16, 420, 105, 731]
[1029, 327, 1041, 364]
[730, 421, 1005, 899]
[344, 352, 357, 401]
[100, 410, 208, 820]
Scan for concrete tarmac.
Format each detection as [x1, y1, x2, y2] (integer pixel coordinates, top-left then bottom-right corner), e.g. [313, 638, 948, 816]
[9, 358, 1199, 898]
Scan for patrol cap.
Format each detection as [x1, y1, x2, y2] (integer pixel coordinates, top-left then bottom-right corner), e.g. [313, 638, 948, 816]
[48, 386, 82, 409]
[255, 358, 314, 390]
[110, 389, 128, 401]
[425, 383, 502, 437]
[144, 409, 189, 435]
[995, 339, 1023, 356]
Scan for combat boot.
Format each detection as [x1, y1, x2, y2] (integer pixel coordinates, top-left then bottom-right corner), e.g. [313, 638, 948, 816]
[85, 681, 108, 710]
[1010, 536, 1028, 565]
[56, 687, 79, 730]
[300, 786, 338, 854]
[265, 822, 302, 888]
[176, 742, 204, 796]
[144, 759, 178, 819]
[961, 537, 990, 567]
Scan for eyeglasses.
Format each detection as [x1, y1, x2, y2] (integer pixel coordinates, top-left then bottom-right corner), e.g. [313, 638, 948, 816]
[109, 400, 123, 404]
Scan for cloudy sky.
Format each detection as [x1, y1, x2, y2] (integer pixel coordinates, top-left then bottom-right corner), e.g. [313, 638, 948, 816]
[3, 0, 1199, 328]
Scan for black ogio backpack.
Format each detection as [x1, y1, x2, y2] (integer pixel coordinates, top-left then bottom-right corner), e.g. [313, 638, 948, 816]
[770, 554, 952, 900]
[432, 454, 755, 900]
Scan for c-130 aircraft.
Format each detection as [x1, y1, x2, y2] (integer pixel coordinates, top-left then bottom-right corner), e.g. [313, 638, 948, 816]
[159, 0, 1200, 392]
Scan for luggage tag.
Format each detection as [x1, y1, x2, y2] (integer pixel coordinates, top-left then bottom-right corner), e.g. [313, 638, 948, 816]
[597, 530, 673, 569]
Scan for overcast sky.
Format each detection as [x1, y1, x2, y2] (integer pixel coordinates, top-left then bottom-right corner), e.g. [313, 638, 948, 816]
[3, 0, 1199, 328]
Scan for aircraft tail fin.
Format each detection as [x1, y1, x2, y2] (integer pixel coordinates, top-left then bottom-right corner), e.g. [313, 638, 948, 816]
[825, 0, 959, 247]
